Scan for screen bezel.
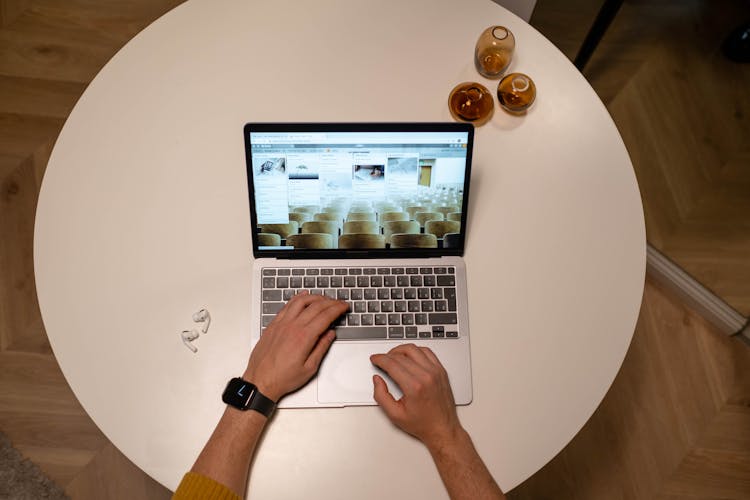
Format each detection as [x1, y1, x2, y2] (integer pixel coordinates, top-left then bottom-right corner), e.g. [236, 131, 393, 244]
[244, 122, 474, 259]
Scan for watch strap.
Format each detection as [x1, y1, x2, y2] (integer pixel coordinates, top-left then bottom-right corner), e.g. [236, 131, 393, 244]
[246, 388, 276, 417]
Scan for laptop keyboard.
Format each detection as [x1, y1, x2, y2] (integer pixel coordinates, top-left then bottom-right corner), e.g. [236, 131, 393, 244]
[261, 266, 459, 340]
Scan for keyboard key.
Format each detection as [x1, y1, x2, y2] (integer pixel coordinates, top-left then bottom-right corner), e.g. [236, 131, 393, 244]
[408, 300, 421, 312]
[448, 267, 455, 274]
[292, 269, 305, 275]
[283, 289, 295, 300]
[447, 331, 459, 338]
[378, 289, 390, 300]
[337, 289, 350, 300]
[401, 314, 414, 325]
[421, 301, 434, 312]
[418, 288, 430, 299]
[262, 315, 274, 327]
[433, 330, 445, 338]
[290, 277, 303, 288]
[410, 276, 423, 287]
[364, 289, 377, 300]
[317, 277, 330, 288]
[406, 268, 418, 274]
[344, 276, 357, 287]
[435, 300, 447, 311]
[432, 326, 444, 333]
[306, 269, 319, 275]
[434, 267, 447, 274]
[387, 314, 401, 325]
[437, 275, 456, 286]
[278, 269, 291, 276]
[311, 289, 323, 295]
[363, 268, 376, 275]
[378, 268, 390, 274]
[367, 301, 380, 313]
[388, 327, 404, 338]
[324, 290, 337, 299]
[445, 288, 457, 311]
[419, 267, 432, 274]
[354, 301, 366, 313]
[397, 276, 410, 287]
[419, 331, 431, 338]
[404, 288, 417, 299]
[394, 301, 407, 312]
[263, 302, 284, 314]
[429, 313, 458, 324]
[276, 277, 289, 288]
[390, 288, 403, 299]
[336, 327, 387, 339]
[304, 277, 316, 288]
[375, 314, 387, 325]
[263, 269, 276, 276]
[321, 268, 334, 275]
[415, 313, 428, 325]
[424, 275, 436, 286]
[335, 268, 347, 275]
[384, 276, 396, 287]
[361, 314, 374, 325]
[357, 276, 369, 287]
[263, 290, 282, 301]
[392, 268, 404, 274]
[370, 276, 383, 287]
[349, 268, 362, 275]
[262, 277, 275, 288]
[381, 301, 394, 312]
[405, 326, 418, 338]
[330, 277, 343, 287]
[351, 289, 363, 300]
[347, 314, 360, 326]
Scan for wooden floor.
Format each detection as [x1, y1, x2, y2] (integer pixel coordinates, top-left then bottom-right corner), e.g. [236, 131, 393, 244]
[531, 0, 750, 316]
[0, 1, 748, 499]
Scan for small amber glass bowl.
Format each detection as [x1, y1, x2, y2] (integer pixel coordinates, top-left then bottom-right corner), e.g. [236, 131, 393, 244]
[448, 82, 494, 126]
[497, 73, 536, 114]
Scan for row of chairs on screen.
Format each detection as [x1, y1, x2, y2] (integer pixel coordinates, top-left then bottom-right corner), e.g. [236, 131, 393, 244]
[289, 204, 462, 221]
[258, 232, 461, 249]
[259, 219, 461, 248]
[288, 210, 462, 228]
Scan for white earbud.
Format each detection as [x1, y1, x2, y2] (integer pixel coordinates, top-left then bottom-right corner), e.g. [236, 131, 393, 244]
[192, 308, 211, 333]
[181, 329, 199, 353]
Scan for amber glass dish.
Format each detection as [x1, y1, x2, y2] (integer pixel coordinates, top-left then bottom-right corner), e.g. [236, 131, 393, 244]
[497, 73, 536, 114]
[448, 82, 494, 126]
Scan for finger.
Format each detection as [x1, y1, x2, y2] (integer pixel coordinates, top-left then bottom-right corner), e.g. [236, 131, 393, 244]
[299, 299, 349, 335]
[296, 296, 348, 327]
[418, 346, 444, 369]
[388, 343, 434, 371]
[370, 353, 418, 391]
[304, 330, 336, 371]
[373, 374, 404, 422]
[277, 291, 318, 320]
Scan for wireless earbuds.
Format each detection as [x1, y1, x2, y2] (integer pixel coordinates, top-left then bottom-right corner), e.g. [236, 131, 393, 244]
[192, 308, 211, 333]
[179, 308, 212, 353]
[181, 329, 199, 353]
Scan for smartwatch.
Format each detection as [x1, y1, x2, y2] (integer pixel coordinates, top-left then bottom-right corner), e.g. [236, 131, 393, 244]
[222, 377, 276, 417]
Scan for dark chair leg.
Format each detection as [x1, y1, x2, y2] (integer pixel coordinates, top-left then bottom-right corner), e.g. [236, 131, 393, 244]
[574, 0, 625, 71]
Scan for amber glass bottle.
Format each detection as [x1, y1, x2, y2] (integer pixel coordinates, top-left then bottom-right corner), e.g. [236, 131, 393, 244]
[497, 73, 536, 113]
[448, 82, 494, 126]
[474, 26, 515, 79]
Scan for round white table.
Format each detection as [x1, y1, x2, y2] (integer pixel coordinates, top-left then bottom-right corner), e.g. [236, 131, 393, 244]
[34, 0, 645, 497]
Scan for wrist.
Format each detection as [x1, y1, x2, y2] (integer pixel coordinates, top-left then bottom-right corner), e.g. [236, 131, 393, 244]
[241, 369, 281, 402]
[423, 424, 467, 455]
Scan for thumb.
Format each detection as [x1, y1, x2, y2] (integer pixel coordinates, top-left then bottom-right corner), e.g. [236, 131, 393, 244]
[373, 374, 402, 422]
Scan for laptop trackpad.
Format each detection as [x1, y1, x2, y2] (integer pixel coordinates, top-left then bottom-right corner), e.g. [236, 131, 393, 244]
[318, 342, 403, 405]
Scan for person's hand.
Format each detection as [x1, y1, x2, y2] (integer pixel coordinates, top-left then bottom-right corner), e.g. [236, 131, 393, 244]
[370, 344, 462, 450]
[243, 291, 348, 402]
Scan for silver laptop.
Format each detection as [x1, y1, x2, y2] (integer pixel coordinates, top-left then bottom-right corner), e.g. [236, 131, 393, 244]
[244, 123, 473, 408]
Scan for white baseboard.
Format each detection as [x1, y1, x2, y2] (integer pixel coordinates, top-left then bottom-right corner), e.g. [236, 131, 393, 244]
[646, 244, 747, 336]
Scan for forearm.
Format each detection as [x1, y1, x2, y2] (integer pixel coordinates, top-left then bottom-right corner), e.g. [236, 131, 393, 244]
[191, 407, 268, 498]
[427, 427, 506, 500]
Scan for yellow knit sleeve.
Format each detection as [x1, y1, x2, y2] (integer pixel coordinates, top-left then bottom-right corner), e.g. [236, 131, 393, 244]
[172, 472, 242, 500]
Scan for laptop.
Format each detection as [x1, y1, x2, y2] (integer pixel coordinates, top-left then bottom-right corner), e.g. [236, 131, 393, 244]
[244, 122, 474, 408]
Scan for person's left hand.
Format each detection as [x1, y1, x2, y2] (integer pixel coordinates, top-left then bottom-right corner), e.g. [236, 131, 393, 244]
[243, 291, 348, 402]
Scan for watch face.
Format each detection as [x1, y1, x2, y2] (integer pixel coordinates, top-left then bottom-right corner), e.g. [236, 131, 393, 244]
[222, 378, 256, 409]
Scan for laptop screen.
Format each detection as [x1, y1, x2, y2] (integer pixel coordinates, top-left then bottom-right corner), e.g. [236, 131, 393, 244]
[244, 123, 473, 258]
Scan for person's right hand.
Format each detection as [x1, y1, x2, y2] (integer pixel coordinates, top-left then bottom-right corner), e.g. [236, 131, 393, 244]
[370, 344, 462, 450]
